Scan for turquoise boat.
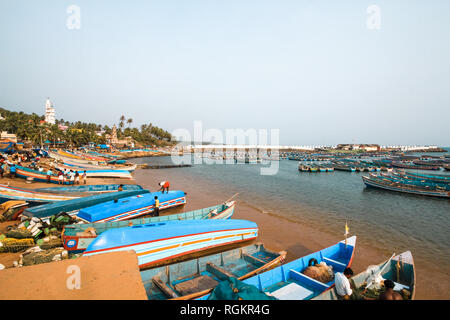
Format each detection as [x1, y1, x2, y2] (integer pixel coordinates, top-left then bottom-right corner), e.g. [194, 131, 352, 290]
[62, 201, 236, 253]
[362, 175, 450, 198]
[141, 243, 287, 300]
[83, 219, 259, 269]
[22, 189, 150, 220]
[314, 251, 415, 300]
[0, 184, 80, 205]
[35, 184, 143, 194]
[200, 236, 356, 300]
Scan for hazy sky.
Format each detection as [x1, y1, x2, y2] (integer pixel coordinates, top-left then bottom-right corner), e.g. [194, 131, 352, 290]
[1, 0, 449, 146]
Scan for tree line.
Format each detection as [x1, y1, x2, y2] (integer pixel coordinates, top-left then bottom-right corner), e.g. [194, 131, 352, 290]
[0, 108, 173, 148]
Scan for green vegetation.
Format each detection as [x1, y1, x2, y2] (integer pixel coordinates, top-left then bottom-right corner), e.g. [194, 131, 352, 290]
[0, 108, 173, 148]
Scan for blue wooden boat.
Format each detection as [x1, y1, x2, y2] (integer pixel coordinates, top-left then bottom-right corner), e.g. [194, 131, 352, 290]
[393, 170, 450, 183]
[22, 189, 150, 220]
[76, 191, 186, 223]
[362, 175, 450, 198]
[379, 173, 450, 191]
[35, 184, 143, 194]
[314, 251, 415, 300]
[141, 243, 286, 300]
[83, 219, 259, 269]
[0, 184, 80, 205]
[62, 201, 236, 252]
[199, 236, 356, 300]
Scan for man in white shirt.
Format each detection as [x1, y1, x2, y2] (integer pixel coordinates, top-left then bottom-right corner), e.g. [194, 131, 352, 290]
[334, 267, 367, 300]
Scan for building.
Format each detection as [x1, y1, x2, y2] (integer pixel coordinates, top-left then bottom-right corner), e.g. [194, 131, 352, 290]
[336, 144, 381, 152]
[44, 98, 55, 125]
[1, 131, 17, 143]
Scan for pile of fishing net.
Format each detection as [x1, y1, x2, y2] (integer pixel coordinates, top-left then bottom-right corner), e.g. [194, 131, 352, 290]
[21, 247, 68, 266]
[302, 259, 334, 283]
[0, 236, 35, 253]
[208, 277, 277, 300]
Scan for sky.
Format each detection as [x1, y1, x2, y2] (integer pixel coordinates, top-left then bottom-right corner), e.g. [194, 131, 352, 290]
[0, 0, 449, 146]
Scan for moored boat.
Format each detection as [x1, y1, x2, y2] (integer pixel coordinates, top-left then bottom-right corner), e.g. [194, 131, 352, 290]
[141, 243, 286, 300]
[314, 251, 415, 300]
[83, 219, 259, 269]
[76, 191, 187, 223]
[22, 189, 150, 220]
[62, 201, 236, 252]
[0, 184, 80, 205]
[362, 175, 450, 198]
[35, 184, 143, 194]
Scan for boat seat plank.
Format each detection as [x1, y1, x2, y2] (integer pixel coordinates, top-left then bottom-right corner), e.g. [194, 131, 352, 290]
[206, 262, 237, 280]
[243, 253, 266, 266]
[152, 276, 179, 299]
[289, 269, 329, 290]
[323, 257, 346, 268]
[173, 275, 219, 296]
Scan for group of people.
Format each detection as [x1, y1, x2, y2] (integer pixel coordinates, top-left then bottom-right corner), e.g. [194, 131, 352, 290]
[53, 169, 87, 185]
[335, 267, 404, 300]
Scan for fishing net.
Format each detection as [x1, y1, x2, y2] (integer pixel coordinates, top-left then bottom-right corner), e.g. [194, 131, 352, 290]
[5, 228, 33, 239]
[38, 237, 63, 250]
[22, 248, 65, 266]
[207, 277, 277, 300]
[0, 238, 35, 253]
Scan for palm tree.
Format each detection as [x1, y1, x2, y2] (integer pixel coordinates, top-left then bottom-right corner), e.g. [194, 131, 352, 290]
[127, 118, 133, 128]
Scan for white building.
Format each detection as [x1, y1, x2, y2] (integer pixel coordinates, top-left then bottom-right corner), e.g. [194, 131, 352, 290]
[44, 98, 55, 125]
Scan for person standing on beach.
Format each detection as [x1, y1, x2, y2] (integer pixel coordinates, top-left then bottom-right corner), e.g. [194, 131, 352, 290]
[58, 170, 64, 184]
[46, 168, 53, 183]
[118, 184, 124, 192]
[82, 170, 87, 184]
[69, 170, 75, 185]
[75, 171, 80, 184]
[159, 181, 170, 193]
[9, 164, 16, 179]
[153, 196, 160, 216]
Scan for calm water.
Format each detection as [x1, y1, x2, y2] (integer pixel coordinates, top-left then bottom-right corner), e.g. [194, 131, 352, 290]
[134, 151, 450, 276]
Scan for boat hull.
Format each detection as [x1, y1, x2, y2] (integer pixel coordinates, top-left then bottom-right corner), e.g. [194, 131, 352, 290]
[62, 201, 235, 252]
[83, 219, 259, 269]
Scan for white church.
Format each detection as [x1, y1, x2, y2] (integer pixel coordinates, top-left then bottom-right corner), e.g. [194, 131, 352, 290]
[44, 98, 55, 124]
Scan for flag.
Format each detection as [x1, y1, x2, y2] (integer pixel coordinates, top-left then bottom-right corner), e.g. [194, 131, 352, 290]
[345, 222, 349, 236]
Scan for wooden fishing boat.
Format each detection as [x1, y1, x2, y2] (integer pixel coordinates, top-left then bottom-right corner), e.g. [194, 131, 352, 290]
[333, 164, 356, 172]
[393, 170, 450, 183]
[362, 175, 450, 198]
[199, 236, 356, 300]
[35, 184, 143, 194]
[52, 165, 133, 179]
[391, 162, 440, 171]
[0, 184, 80, 205]
[62, 201, 236, 252]
[378, 173, 450, 191]
[48, 151, 102, 165]
[55, 161, 137, 172]
[141, 243, 286, 300]
[22, 189, 150, 220]
[76, 190, 187, 223]
[15, 165, 132, 181]
[83, 219, 259, 269]
[314, 251, 415, 300]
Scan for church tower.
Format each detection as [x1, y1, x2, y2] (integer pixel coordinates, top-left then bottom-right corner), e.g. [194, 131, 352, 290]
[44, 98, 56, 124]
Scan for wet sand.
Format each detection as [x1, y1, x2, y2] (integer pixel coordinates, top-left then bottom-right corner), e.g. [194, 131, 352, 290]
[133, 165, 447, 300]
